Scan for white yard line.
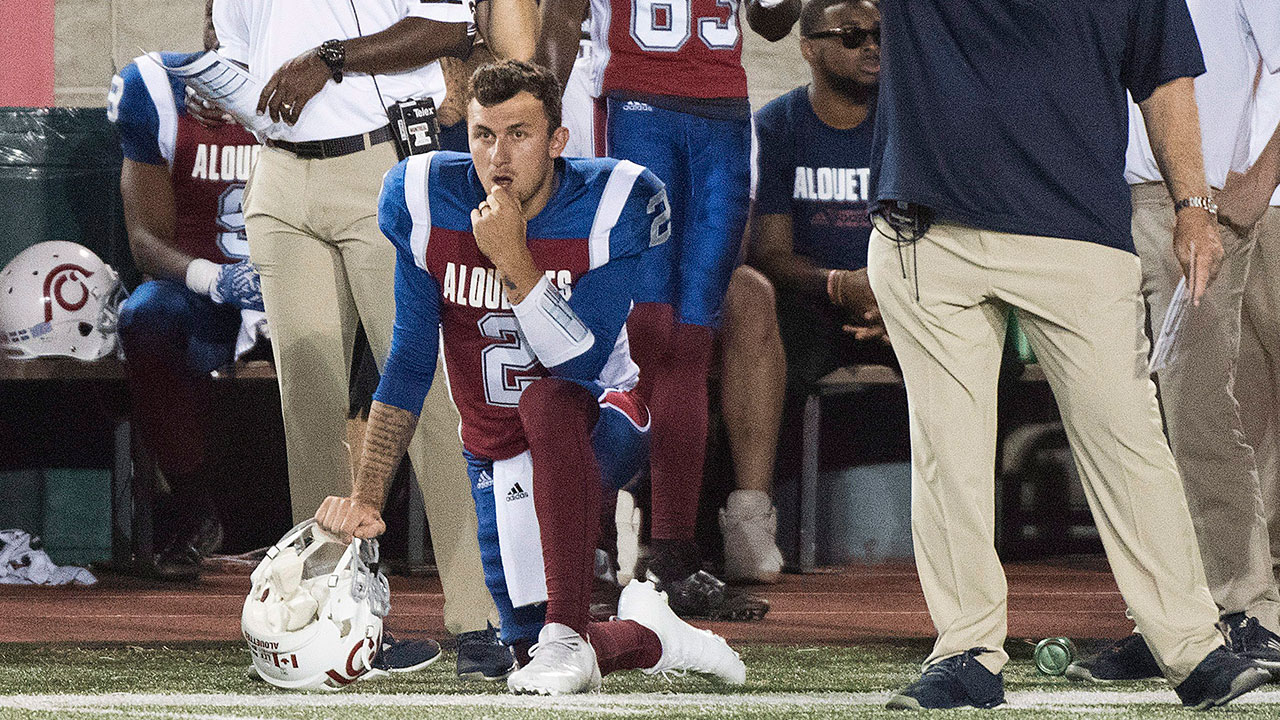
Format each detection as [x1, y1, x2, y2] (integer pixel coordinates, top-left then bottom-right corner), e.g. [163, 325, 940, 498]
[3, 689, 1280, 713]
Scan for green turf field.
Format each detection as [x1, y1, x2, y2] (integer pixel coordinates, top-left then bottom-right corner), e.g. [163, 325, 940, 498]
[1, 641, 1277, 719]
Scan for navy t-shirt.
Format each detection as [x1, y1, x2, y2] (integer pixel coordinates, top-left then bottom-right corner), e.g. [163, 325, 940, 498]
[872, 0, 1205, 253]
[754, 87, 876, 271]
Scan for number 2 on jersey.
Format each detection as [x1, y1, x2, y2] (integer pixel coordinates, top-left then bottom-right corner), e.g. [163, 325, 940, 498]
[479, 313, 540, 407]
[630, 0, 740, 52]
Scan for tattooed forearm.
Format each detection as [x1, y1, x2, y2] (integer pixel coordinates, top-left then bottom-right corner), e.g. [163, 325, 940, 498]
[353, 401, 420, 509]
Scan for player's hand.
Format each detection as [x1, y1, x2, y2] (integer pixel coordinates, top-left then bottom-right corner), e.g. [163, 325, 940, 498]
[257, 50, 330, 125]
[315, 496, 386, 543]
[1172, 208, 1223, 306]
[473, 185, 534, 272]
[1216, 170, 1272, 237]
[185, 86, 234, 128]
[211, 260, 265, 311]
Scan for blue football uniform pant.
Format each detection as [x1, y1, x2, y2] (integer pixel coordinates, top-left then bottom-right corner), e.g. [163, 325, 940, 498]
[118, 279, 241, 477]
[604, 97, 751, 328]
[466, 384, 650, 645]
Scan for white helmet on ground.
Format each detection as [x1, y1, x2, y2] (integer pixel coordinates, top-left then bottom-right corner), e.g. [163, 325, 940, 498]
[0, 241, 124, 361]
[241, 520, 390, 690]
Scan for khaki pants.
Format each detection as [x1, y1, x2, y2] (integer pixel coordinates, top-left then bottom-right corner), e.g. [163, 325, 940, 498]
[1131, 182, 1280, 634]
[1238, 207, 1280, 604]
[868, 220, 1222, 684]
[244, 142, 497, 634]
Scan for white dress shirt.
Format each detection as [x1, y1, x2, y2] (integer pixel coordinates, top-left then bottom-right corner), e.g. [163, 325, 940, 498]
[213, 0, 473, 142]
[1125, 0, 1280, 188]
[1250, 66, 1280, 206]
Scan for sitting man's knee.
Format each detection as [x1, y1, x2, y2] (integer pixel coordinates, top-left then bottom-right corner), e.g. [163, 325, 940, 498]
[118, 280, 182, 333]
[723, 266, 780, 344]
[725, 266, 777, 316]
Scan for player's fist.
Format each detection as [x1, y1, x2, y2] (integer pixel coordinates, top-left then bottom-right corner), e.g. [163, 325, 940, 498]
[473, 186, 530, 269]
[315, 496, 386, 543]
[212, 259, 265, 311]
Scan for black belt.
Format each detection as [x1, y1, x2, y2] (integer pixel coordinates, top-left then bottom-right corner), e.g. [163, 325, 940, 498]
[267, 124, 394, 159]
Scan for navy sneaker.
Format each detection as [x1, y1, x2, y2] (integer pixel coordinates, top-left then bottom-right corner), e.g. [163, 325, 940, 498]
[1064, 634, 1162, 682]
[1175, 646, 1271, 709]
[1222, 612, 1280, 674]
[456, 625, 517, 681]
[886, 648, 1005, 710]
[369, 632, 442, 675]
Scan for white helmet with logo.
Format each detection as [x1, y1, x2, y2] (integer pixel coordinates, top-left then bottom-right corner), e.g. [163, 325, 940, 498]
[241, 520, 390, 690]
[0, 241, 124, 361]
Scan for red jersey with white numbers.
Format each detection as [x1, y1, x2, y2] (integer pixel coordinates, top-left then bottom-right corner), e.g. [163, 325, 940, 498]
[109, 53, 261, 264]
[588, 0, 748, 99]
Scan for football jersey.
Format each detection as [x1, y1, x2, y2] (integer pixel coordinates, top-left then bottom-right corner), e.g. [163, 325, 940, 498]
[376, 151, 670, 461]
[108, 52, 261, 264]
[589, 0, 747, 99]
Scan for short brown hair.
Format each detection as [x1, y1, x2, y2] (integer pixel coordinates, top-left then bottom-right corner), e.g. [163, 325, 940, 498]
[469, 60, 563, 135]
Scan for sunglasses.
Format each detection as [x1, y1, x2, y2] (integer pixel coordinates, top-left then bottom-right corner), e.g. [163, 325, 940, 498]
[804, 24, 880, 49]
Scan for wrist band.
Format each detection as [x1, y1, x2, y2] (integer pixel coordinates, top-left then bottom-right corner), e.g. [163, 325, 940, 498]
[826, 269, 839, 301]
[186, 258, 220, 298]
[512, 276, 594, 367]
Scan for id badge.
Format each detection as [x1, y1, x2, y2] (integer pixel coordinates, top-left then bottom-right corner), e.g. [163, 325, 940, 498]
[387, 96, 442, 160]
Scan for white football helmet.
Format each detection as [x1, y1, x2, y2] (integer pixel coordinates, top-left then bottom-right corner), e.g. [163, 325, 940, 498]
[242, 520, 390, 690]
[0, 241, 125, 361]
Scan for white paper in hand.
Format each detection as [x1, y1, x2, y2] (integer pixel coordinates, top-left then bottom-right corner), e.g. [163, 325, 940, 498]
[1148, 276, 1189, 374]
[154, 51, 283, 139]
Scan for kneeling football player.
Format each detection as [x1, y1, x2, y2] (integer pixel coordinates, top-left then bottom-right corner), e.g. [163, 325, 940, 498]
[314, 60, 745, 695]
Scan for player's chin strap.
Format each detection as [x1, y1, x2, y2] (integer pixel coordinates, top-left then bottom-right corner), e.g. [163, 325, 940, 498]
[873, 203, 931, 303]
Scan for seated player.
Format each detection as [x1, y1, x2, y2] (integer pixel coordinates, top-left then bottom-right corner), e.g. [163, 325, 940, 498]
[108, 22, 266, 580]
[717, 0, 884, 583]
[314, 60, 745, 695]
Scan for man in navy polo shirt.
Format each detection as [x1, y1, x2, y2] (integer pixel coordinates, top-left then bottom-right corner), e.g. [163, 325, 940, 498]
[868, 0, 1271, 711]
[716, 0, 885, 584]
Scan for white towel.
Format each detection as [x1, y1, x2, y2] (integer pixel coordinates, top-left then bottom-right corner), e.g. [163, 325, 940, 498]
[491, 452, 548, 607]
[0, 529, 96, 586]
[235, 309, 270, 360]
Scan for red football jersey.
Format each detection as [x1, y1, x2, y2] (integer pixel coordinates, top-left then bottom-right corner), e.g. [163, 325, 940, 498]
[110, 54, 261, 265]
[589, 0, 748, 99]
[170, 116, 260, 263]
[427, 228, 592, 461]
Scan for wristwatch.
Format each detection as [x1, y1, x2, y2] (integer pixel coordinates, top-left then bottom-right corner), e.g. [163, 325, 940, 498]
[1173, 195, 1218, 216]
[316, 39, 346, 83]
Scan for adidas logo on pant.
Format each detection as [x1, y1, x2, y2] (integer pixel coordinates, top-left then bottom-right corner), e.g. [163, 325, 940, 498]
[506, 483, 530, 502]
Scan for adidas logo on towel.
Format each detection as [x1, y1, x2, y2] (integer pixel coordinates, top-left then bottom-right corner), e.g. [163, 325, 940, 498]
[506, 483, 530, 502]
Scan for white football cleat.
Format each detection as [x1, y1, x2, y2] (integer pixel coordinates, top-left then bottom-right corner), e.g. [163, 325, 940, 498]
[506, 623, 602, 695]
[617, 579, 747, 685]
[719, 489, 784, 584]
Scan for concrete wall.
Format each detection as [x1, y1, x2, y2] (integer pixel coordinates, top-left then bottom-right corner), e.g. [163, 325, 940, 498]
[54, 0, 203, 107]
[52, 0, 807, 109]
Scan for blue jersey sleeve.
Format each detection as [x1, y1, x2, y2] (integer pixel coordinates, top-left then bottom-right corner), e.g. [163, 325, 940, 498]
[107, 62, 165, 165]
[372, 249, 443, 414]
[539, 168, 665, 380]
[605, 167, 670, 261]
[752, 97, 794, 217]
[373, 160, 443, 414]
[378, 160, 415, 256]
[1122, 0, 1206, 103]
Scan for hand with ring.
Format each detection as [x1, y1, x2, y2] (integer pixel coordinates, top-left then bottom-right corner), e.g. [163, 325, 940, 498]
[258, 48, 331, 125]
